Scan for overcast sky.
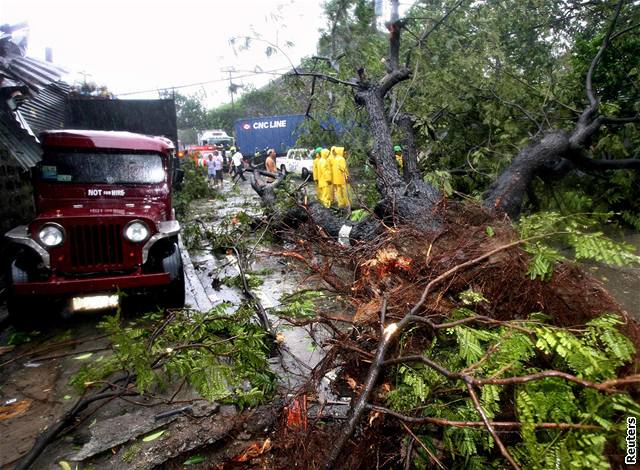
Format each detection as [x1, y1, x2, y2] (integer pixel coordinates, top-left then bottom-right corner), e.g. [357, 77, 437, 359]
[0, 0, 330, 108]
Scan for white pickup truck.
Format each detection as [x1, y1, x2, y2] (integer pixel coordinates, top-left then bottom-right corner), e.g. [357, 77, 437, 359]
[276, 148, 314, 179]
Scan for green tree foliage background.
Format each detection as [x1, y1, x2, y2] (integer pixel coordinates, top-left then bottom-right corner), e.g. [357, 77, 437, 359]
[176, 0, 639, 224]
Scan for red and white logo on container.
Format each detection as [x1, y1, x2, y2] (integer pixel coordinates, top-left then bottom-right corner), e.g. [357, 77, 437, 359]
[242, 123, 251, 130]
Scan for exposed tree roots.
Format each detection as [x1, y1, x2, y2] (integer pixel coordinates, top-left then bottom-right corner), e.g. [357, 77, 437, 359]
[248, 201, 640, 470]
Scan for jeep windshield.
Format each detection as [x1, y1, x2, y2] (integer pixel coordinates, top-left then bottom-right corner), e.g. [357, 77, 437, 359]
[39, 151, 165, 184]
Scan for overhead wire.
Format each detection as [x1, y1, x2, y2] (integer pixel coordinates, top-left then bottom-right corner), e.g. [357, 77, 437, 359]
[115, 67, 292, 96]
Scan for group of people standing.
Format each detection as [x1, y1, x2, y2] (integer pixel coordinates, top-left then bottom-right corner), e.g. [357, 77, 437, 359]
[199, 146, 248, 186]
[204, 150, 224, 187]
[312, 146, 351, 209]
[197, 145, 353, 209]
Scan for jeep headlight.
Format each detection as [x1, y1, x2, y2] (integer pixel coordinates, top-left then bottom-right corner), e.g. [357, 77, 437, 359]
[124, 220, 150, 243]
[38, 223, 65, 247]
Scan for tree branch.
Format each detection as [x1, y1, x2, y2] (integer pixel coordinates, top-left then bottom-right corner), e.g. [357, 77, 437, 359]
[466, 382, 520, 469]
[570, 152, 640, 171]
[288, 70, 359, 89]
[378, 67, 411, 99]
[311, 54, 344, 72]
[415, 0, 466, 46]
[323, 237, 537, 468]
[382, 355, 640, 392]
[366, 404, 602, 430]
[583, 0, 625, 121]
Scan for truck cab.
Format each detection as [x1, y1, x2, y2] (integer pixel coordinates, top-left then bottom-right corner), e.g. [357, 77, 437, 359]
[198, 129, 234, 150]
[4, 130, 185, 322]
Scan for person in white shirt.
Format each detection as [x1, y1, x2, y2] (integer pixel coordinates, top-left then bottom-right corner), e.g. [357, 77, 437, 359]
[213, 150, 224, 187]
[231, 147, 246, 181]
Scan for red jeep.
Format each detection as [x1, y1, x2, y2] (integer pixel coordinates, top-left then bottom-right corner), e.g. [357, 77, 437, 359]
[4, 130, 185, 322]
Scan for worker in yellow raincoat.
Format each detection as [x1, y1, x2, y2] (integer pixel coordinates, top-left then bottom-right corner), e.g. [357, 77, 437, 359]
[317, 148, 333, 207]
[312, 147, 323, 188]
[394, 145, 403, 170]
[328, 146, 338, 204]
[331, 146, 350, 208]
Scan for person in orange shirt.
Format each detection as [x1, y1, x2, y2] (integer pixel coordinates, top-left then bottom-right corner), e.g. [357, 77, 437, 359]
[265, 148, 277, 182]
[331, 146, 350, 208]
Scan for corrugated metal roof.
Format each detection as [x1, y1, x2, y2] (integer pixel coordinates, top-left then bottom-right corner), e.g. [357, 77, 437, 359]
[19, 82, 69, 135]
[0, 107, 42, 169]
[8, 56, 67, 92]
[0, 26, 70, 169]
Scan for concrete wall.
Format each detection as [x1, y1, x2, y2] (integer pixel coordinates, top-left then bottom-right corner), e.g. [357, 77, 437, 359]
[0, 144, 34, 237]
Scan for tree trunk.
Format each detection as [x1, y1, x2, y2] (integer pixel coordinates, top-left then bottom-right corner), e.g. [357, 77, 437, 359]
[396, 112, 442, 201]
[357, 87, 406, 197]
[482, 131, 571, 219]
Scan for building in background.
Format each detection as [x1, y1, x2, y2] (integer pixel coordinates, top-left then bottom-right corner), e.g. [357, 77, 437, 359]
[0, 22, 69, 238]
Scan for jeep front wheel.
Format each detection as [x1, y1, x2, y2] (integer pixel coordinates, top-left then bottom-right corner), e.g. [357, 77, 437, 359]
[6, 260, 43, 329]
[160, 243, 185, 308]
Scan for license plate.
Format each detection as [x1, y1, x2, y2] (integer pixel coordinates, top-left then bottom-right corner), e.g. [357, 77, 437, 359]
[71, 294, 119, 312]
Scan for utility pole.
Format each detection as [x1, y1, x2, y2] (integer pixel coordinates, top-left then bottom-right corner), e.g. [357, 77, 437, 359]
[78, 70, 92, 85]
[389, 0, 400, 69]
[390, 0, 399, 23]
[221, 67, 236, 109]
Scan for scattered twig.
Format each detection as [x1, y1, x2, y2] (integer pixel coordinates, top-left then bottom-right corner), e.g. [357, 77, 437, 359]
[15, 378, 136, 470]
[400, 421, 447, 470]
[323, 235, 563, 469]
[228, 245, 274, 335]
[466, 382, 520, 469]
[0, 334, 109, 368]
[26, 346, 111, 364]
[382, 355, 640, 393]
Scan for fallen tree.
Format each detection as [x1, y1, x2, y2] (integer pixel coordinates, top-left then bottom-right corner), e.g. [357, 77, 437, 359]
[249, 207, 640, 469]
[245, 1, 640, 468]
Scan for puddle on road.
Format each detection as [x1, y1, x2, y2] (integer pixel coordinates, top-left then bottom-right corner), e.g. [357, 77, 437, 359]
[185, 180, 339, 392]
[581, 232, 640, 321]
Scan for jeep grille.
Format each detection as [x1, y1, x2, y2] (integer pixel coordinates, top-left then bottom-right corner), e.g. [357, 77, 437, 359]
[69, 224, 124, 269]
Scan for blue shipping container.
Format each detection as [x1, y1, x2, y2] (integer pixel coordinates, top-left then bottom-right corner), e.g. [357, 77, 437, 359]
[234, 114, 306, 157]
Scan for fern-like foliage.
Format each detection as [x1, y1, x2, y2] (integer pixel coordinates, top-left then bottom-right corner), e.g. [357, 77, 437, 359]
[386, 312, 637, 469]
[71, 303, 275, 408]
[519, 211, 640, 280]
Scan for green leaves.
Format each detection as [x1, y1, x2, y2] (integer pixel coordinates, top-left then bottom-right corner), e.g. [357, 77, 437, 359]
[142, 430, 165, 442]
[423, 170, 453, 197]
[569, 232, 640, 266]
[519, 211, 640, 280]
[451, 325, 497, 365]
[274, 290, 324, 318]
[386, 311, 636, 468]
[70, 305, 275, 407]
[183, 455, 206, 465]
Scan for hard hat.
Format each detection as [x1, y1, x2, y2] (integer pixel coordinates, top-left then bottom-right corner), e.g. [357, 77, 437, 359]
[230, 146, 236, 152]
[315, 146, 323, 154]
[394, 145, 402, 152]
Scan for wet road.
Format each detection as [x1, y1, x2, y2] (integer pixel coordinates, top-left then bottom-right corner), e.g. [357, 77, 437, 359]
[0, 175, 336, 469]
[1, 176, 639, 468]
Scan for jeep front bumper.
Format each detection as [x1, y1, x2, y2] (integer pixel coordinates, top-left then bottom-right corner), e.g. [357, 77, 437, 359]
[11, 272, 171, 296]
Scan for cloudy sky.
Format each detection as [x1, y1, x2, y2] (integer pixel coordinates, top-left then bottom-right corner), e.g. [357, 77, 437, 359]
[0, 0, 330, 107]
